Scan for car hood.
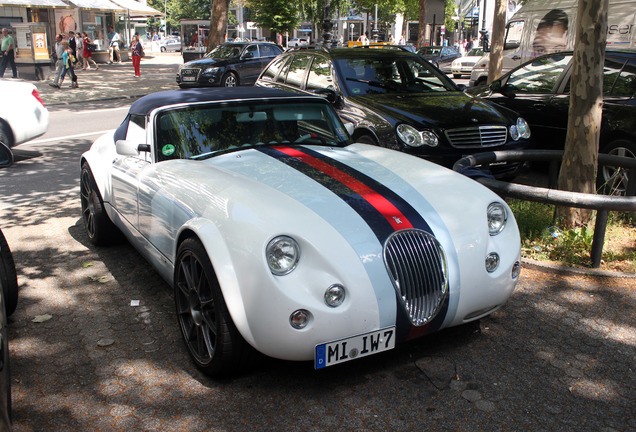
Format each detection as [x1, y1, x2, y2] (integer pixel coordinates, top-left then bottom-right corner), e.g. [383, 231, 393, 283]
[182, 57, 231, 68]
[347, 92, 515, 129]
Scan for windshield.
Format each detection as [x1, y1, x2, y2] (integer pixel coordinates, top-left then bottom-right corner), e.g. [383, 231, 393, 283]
[155, 100, 351, 161]
[467, 48, 484, 57]
[206, 44, 242, 59]
[335, 56, 455, 95]
[419, 47, 441, 55]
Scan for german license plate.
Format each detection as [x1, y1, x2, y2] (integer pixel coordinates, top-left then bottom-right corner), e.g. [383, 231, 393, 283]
[315, 327, 395, 369]
[182, 76, 196, 82]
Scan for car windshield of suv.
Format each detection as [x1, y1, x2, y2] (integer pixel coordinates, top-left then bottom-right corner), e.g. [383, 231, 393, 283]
[336, 56, 454, 95]
[155, 100, 351, 161]
[206, 44, 242, 59]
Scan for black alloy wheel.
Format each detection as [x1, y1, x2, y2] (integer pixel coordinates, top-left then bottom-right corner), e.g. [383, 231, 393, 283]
[174, 238, 251, 377]
[80, 164, 121, 245]
[355, 134, 379, 146]
[598, 140, 636, 195]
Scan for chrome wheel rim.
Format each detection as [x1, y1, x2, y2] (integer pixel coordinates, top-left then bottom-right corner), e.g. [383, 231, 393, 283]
[175, 251, 217, 365]
[80, 170, 97, 238]
[224, 75, 237, 87]
[601, 146, 635, 195]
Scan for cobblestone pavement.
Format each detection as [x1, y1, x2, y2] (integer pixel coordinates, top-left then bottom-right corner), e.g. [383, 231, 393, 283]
[0, 151, 634, 431]
[1, 57, 635, 431]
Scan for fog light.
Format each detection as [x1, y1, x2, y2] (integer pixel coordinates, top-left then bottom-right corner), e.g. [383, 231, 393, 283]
[485, 253, 500, 273]
[512, 261, 521, 279]
[290, 309, 312, 329]
[324, 284, 346, 307]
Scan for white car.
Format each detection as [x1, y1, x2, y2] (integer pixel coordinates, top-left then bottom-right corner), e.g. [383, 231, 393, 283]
[288, 38, 309, 48]
[159, 38, 181, 52]
[80, 87, 521, 377]
[451, 48, 485, 79]
[0, 80, 49, 152]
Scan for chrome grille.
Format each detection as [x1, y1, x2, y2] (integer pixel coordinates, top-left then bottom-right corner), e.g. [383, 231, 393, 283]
[445, 125, 508, 148]
[383, 229, 448, 326]
[180, 68, 200, 78]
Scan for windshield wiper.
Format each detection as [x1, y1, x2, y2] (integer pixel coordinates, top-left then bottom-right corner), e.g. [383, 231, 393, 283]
[345, 77, 396, 90]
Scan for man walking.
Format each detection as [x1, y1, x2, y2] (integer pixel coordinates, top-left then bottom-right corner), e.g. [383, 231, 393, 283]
[107, 26, 121, 63]
[0, 28, 17, 78]
[49, 34, 65, 88]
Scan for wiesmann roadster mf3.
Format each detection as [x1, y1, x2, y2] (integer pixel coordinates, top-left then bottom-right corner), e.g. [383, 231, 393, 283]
[80, 87, 521, 377]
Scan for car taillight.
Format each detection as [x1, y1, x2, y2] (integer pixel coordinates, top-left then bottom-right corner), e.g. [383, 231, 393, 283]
[32, 89, 45, 107]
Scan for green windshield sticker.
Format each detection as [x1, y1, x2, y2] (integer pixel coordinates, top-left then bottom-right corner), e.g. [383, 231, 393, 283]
[162, 144, 175, 156]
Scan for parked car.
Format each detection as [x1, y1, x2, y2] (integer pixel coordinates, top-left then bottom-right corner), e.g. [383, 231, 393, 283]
[256, 47, 531, 175]
[80, 87, 521, 377]
[0, 226, 18, 430]
[0, 80, 49, 150]
[176, 42, 283, 87]
[160, 37, 181, 52]
[287, 38, 309, 48]
[472, 50, 636, 192]
[417, 45, 462, 73]
[451, 48, 484, 79]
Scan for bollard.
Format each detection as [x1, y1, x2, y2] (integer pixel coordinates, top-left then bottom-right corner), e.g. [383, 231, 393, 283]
[591, 209, 608, 268]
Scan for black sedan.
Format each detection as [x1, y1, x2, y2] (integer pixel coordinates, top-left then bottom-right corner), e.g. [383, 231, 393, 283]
[472, 50, 636, 190]
[417, 46, 462, 73]
[176, 42, 283, 87]
[256, 47, 531, 173]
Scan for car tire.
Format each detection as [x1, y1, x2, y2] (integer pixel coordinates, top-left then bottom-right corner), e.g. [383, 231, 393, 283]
[221, 72, 238, 87]
[598, 139, 636, 195]
[0, 124, 11, 149]
[453, 74, 461, 79]
[174, 238, 253, 377]
[0, 229, 18, 317]
[160, 46, 166, 52]
[80, 163, 122, 245]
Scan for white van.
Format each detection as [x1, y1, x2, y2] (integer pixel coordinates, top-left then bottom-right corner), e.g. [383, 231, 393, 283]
[469, 0, 636, 86]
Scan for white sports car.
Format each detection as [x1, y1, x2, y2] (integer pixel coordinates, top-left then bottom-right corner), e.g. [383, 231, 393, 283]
[80, 87, 521, 376]
[0, 80, 49, 149]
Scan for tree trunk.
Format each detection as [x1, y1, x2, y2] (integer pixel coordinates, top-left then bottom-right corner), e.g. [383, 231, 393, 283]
[556, 0, 608, 226]
[488, 0, 507, 84]
[207, 0, 230, 52]
[417, 0, 427, 49]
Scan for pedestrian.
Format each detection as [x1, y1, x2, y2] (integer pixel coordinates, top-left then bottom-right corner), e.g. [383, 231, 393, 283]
[60, 46, 78, 88]
[107, 26, 121, 63]
[358, 32, 369, 45]
[130, 34, 143, 77]
[68, 31, 77, 61]
[82, 32, 98, 70]
[0, 28, 17, 78]
[398, 34, 406, 45]
[49, 33, 65, 88]
[76, 33, 84, 69]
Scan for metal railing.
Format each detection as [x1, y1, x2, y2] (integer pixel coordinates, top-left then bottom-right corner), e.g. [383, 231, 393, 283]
[453, 150, 636, 268]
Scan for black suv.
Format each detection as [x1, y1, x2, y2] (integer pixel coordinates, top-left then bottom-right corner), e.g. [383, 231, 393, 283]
[256, 47, 531, 171]
[177, 42, 283, 87]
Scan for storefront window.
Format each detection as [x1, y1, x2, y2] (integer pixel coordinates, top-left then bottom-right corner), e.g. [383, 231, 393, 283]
[81, 11, 108, 50]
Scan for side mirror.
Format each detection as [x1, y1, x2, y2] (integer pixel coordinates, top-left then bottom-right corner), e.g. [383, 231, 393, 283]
[0, 142, 14, 168]
[313, 88, 339, 104]
[456, 84, 467, 92]
[490, 79, 502, 93]
[116, 140, 148, 156]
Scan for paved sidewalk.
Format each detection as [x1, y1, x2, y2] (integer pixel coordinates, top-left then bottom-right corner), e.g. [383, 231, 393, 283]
[33, 53, 183, 106]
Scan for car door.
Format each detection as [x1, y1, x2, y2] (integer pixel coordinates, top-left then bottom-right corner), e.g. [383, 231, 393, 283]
[111, 114, 151, 230]
[487, 53, 573, 149]
[233, 44, 261, 84]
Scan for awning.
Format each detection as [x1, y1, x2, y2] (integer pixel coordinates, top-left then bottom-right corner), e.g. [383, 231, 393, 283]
[110, 0, 163, 17]
[64, 0, 124, 11]
[0, 0, 69, 6]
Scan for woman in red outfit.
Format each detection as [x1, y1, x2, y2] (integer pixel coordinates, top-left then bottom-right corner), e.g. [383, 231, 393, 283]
[130, 35, 143, 77]
[82, 32, 98, 70]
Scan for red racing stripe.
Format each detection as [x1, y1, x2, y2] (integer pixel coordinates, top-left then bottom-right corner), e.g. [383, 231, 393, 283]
[274, 146, 413, 231]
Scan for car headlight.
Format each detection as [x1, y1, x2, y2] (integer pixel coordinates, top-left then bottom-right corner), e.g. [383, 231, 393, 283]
[487, 202, 507, 236]
[396, 124, 439, 147]
[510, 117, 531, 141]
[203, 67, 220, 74]
[266, 236, 300, 275]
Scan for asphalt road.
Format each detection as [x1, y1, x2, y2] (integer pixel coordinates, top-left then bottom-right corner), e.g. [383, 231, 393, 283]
[0, 75, 634, 432]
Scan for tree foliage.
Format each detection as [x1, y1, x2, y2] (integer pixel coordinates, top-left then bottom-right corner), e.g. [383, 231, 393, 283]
[248, 0, 300, 36]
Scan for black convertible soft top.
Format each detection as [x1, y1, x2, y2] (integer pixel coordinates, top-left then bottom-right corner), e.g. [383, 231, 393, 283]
[128, 87, 306, 116]
[114, 87, 323, 142]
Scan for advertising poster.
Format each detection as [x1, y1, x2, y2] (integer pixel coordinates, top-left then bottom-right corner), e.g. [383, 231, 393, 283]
[55, 9, 79, 36]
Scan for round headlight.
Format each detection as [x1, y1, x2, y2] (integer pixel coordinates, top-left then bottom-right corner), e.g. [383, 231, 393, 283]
[324, 284, 346, 307]
[289, 309, 312, 329]
[397, 124, 423, 147]
[487, 202, 507, 236]
[485, 252, 500, 273]
[517, 117, 531, 139]
[266, 236, 300, 275]
[509, 124, 519, 141]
